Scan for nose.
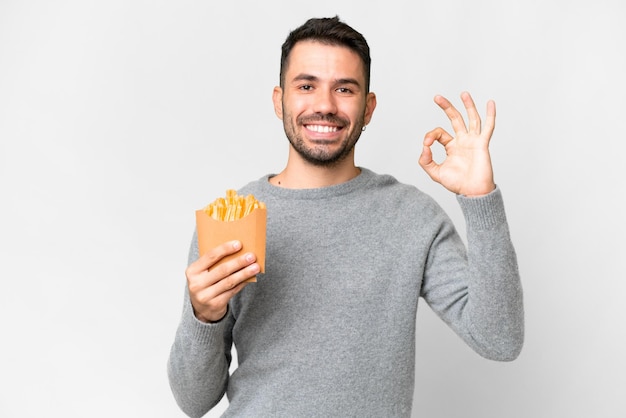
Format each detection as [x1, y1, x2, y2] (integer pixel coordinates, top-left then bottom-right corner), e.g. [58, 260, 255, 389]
[312, 89, 338, 115]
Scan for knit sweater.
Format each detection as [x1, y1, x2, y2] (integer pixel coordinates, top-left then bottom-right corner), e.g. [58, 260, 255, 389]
[167, 168, 524, 418]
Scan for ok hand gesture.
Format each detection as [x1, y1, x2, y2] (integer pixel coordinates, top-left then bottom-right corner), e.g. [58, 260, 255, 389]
[419, 92, 496, 197]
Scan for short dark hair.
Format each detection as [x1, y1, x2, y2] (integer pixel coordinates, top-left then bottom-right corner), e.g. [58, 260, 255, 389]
[279, 16, 371, 92]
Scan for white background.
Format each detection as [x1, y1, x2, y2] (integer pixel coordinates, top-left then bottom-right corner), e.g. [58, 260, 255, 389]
[1, 1, 624, 417]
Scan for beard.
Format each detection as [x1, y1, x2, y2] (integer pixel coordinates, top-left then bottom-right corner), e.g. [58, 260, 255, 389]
[281, 109, 366, 167]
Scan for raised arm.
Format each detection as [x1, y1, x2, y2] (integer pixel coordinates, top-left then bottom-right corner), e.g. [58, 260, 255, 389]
[418, 92, 524, 361]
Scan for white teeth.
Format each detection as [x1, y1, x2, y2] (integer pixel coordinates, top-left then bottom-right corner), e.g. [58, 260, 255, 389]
[307, 125, 338, 133]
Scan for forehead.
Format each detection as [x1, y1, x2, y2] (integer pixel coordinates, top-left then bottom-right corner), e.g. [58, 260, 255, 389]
[284, 40, 365, 82]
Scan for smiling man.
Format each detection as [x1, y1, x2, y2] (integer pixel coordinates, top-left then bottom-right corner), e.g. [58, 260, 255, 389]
[168, 16, 524, 418]
[271, 39, 376, 179]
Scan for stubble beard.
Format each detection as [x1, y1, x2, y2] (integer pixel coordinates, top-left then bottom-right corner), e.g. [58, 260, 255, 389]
[282, 109, 366, 167]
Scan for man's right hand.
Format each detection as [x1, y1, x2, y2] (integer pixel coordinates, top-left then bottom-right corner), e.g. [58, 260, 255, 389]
[186, 240, 260, 323]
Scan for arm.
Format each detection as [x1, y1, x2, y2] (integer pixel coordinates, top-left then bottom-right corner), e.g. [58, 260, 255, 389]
[167, 290, 233, 417]
[418, 92, 524, 360]
[167, 233, 259, 417]
[421, 188, 524, 361]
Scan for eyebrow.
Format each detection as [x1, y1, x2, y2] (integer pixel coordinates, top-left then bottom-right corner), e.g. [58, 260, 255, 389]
[292, 73, 362, 88]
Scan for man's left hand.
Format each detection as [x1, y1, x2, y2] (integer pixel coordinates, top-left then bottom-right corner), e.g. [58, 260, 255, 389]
[419, 91, 496, 197]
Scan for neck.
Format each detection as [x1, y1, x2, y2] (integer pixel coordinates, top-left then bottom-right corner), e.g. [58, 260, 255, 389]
[270, 151, 361, 189]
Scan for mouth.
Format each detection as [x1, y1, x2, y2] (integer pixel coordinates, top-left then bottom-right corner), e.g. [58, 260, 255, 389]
[304, 124, 341, 133]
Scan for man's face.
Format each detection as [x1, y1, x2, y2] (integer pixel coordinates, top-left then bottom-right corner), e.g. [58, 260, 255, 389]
[273, 40, 376, 166]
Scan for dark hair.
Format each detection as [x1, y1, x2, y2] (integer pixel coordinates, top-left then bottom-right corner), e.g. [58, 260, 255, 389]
[279, 16, 371, 92]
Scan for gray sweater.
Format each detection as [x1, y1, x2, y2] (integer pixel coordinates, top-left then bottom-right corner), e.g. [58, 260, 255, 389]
[168, 168, 524, 417]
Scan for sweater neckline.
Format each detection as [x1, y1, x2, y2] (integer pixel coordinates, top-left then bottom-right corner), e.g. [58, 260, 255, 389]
[255, 167, 375, 200]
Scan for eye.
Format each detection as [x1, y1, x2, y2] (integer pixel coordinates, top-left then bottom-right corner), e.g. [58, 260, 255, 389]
[299, 84, 313, 91]
[336, 87, 353, 94]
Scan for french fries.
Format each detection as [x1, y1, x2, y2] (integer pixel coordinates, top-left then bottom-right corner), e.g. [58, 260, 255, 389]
[202, 189, 266, 222]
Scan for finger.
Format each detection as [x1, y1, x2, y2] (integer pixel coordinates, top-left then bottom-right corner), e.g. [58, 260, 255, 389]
[186, 248, 255, 293]
[188, 252, 259, 309]
[418, 143, 432, 166]
[189, 258, 259, 323]
[434, 95, 467, 134]
[213, 261, 260, 296]
[460, 91, 481, 134]
[193, 261, 258, 321]
[419, 147, 440, 182]
[199, 281, 248, 318]
[187, 240, 242, 274]
[424, 127, 454, 147]
[418, 144, 441, 183]
[208, 252, 258, 286]
[192, 275, 250, 323]
[189, 263, 260, 309]
[482, 99, 496, 140]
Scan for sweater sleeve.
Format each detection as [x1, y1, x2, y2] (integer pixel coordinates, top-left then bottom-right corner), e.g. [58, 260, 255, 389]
[420, 187, 524, 361]
[167, 231, 234, 418]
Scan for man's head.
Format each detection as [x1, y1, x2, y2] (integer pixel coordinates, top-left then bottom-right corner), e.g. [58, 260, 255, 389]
[273, 17, 376, 168]
[279, 16, 371, 93]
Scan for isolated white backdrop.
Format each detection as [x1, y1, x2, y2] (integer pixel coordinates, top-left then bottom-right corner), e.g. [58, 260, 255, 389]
[1, 1, 625, 417]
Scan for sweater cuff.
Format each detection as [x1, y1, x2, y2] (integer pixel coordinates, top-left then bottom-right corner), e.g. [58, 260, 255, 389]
[456, 186, 508, 230]
[182, 299, 229, 346]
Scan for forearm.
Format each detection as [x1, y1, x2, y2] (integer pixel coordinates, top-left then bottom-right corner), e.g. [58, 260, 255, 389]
[456, 188, 524, 360]
[167, 290, 232, 417]
[422, 187, 524, 361]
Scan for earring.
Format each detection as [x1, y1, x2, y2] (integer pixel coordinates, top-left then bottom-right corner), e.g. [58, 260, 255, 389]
[362, 125, 367, 132]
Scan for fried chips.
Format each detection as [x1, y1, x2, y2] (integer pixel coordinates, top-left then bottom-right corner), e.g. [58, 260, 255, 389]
[202, 189, 266, 222]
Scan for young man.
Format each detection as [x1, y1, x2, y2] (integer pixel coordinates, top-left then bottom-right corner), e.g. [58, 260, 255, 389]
[168, 16, 524, 418]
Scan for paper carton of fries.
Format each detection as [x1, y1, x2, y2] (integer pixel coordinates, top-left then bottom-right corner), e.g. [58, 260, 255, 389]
[195, 190, 266, 282]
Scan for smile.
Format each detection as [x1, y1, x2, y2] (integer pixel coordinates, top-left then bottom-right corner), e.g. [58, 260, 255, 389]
[305, 124, 340, 133]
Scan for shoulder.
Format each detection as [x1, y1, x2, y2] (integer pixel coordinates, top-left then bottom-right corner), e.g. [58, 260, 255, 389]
[358, 168, 445, 217]
[237, 175, 271, 195]
[361, 168, 434, 201]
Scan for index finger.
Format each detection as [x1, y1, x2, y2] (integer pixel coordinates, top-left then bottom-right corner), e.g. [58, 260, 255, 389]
[434, 95, 467, 134]
[188, 240, 243, 273]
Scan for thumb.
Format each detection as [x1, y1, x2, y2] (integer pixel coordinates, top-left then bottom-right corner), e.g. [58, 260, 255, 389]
[419, 145, 440, 182]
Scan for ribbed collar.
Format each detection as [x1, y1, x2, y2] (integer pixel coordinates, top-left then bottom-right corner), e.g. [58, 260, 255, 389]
[251, 167, 376, 201]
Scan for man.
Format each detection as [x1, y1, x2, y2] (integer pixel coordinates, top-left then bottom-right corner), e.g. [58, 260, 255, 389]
[168, 16, 524, 418]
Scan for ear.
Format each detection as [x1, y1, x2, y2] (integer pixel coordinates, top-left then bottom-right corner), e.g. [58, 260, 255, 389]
[272, 86, 284, 120]
[363, 92, 377, 125]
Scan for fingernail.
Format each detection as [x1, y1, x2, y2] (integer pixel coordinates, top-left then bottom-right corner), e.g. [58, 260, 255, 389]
[245, 253, 254, 262]
[232, 241, 241, 250]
